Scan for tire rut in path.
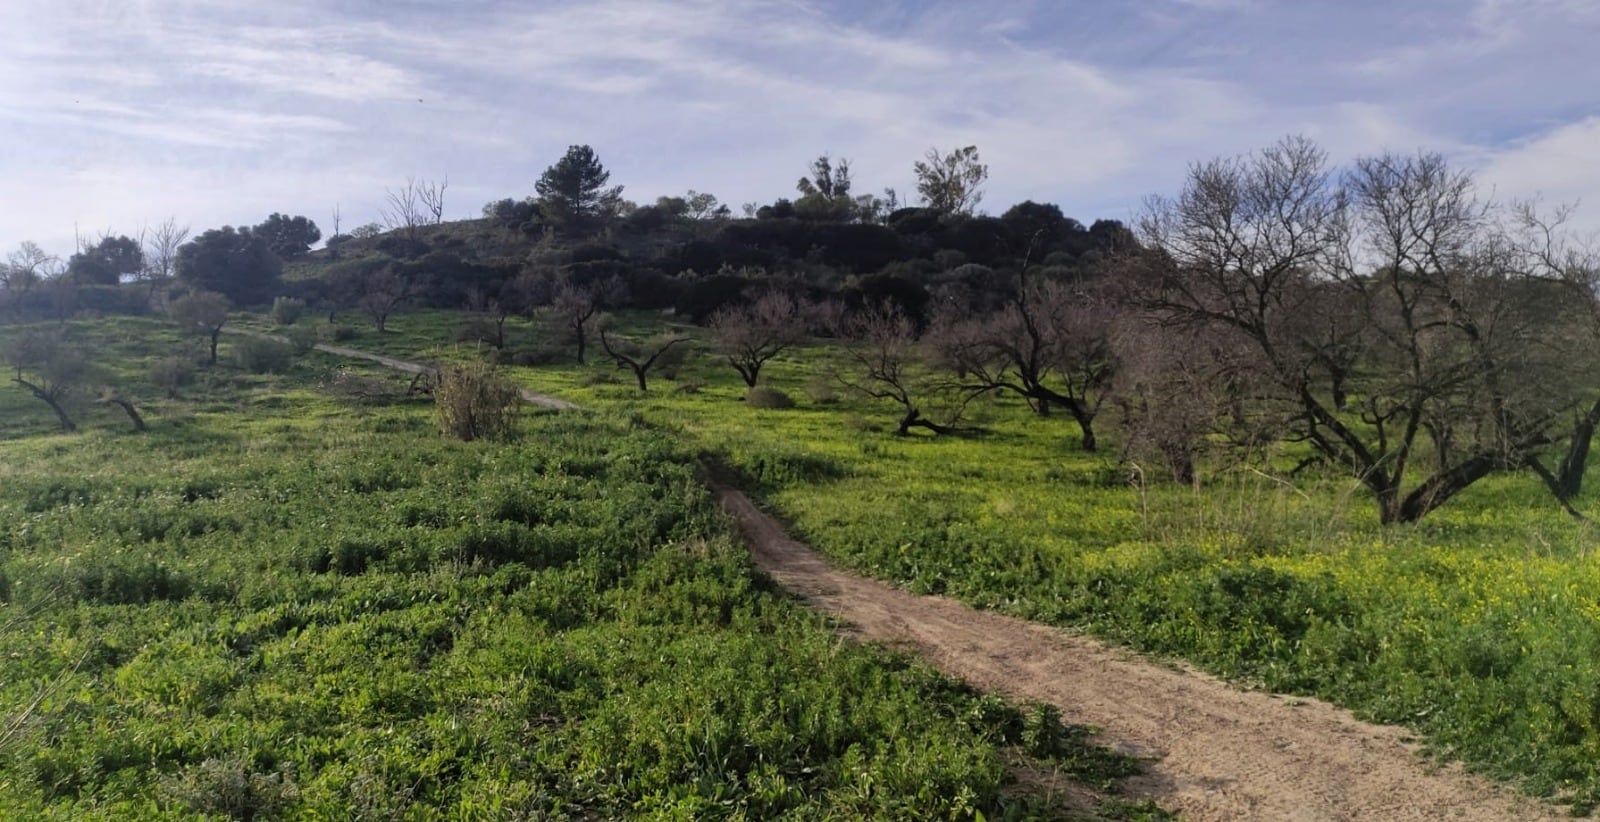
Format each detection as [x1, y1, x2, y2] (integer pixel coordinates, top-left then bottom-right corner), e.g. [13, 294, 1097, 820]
[712, 482, 1565, 822]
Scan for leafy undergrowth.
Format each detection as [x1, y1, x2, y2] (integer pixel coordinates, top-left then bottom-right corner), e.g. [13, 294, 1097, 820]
[348, 309, 1600, 810]
[0, 335, 1166, 819]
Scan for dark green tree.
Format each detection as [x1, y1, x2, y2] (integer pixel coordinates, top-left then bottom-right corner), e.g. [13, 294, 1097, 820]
[253, 213, 321, 259]
[535, 145, 623, 234]
[67, 235, 144, 285]
[175, 227, 282, 305]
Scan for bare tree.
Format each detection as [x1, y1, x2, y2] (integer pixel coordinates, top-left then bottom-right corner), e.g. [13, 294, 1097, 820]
[420, 177, 448, 225]
[933, 278, 1114, 451]
[3, 242, 58, 293]
[5, 329, 84, 431]
[143, 218, 190, 289]
[463, 285, 515, 349]
[1142, 137, 1585, 524]
[599, 331, 688, 391]
[358, 268, 412, 332]
[709, 291, 806, 388]
[382, 178, 427, 241]
[837, 304, 980, 436]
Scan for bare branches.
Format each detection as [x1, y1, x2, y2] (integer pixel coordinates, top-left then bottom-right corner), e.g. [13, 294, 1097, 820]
[420, 177, 448, 225]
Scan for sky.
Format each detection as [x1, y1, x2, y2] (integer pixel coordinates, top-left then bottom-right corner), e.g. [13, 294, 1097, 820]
[2, 0, 1598, 257]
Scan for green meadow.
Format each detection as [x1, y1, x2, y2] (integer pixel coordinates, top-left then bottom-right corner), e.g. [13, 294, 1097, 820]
[346, 307, 1600, 809]
[0, 318, 1166, 819]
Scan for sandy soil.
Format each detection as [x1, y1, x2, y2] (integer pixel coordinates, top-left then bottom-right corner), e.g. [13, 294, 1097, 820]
[712, 481, 1567, 822]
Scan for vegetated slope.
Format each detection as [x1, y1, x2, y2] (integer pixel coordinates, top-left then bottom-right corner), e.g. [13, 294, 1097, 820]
[714, 480, 1565, 822]
[280, 311, 1600, 813]
[0, 327, 1162, 818]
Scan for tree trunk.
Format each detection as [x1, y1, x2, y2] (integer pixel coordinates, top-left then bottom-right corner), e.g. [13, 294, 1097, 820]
[632, 367, 648, 391]
[1557, 397, 1600, 499]
[208, 329, 220, 365]
[575, 329, 587, 364]
[1395, 453, 1502, 523]
[103, 397, 147, 432]
[15, 378, 75, 432]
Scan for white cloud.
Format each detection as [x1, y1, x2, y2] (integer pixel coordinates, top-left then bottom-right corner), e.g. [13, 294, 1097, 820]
[0, 0, 1597, 256]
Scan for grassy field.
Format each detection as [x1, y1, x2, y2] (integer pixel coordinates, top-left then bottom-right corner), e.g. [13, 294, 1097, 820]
[328, 307, 1600, 809]
[0, 318, 1167, 818]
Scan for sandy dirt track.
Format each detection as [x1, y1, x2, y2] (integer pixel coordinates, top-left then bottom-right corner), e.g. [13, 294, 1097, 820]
[712, 482, 1565, 821]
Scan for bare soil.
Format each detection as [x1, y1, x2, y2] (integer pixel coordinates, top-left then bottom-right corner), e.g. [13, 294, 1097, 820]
[712, 482, 1566, 821]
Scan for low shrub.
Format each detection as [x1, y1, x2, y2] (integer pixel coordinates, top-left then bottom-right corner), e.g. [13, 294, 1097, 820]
[746, 386, 795, 409]
[434, 362, 521, 442]
[271, 297, 306, 326]
[232, 336, 294, 374]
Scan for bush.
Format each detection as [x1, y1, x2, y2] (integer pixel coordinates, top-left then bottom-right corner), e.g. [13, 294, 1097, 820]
[434, 362, 521, 441]
[323, 324, 358, 343]
[232, 335, 294, 374]
[270, 296, 306, 325]
[148, 356, 194, 398]
[746, 386, 796, 409]
[283, 325, 318, 355]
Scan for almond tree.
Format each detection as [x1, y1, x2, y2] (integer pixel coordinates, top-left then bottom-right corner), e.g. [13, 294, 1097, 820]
[709, 291, 806, 388]
[1142, 136, 1588, 524]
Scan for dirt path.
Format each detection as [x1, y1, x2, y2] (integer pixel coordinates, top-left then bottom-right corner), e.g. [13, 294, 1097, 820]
[712, 482, 1565, 822]
[221, 328, 577, 409]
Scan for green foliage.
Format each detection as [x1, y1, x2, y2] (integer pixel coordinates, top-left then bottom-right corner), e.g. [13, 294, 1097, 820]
[745, 385, 795, 409]
[270, 296, 306, 325]
[176, 226, 282, 305]
[535, 144, 624, 234]
[254, 213, 321, 259]
[231, 335, 294, 374]
[434, 361, 520, 441]
[0, 364, 1147, 817]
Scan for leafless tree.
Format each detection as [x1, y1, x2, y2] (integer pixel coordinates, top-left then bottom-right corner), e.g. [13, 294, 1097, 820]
[599, 330, 688, 391]
[3, 242, 58, 293]
[382, 178, 427, 241]
[709, 291, 807, 387]
[142, 218, 189, 287]
[420, 177, 448, 225]
[463, 285, 515, 349]
[836, 304, 981, 436]
[358, 268, 412, 332]
[1142, 137, 1588, 523]
[932, 277, 1115, 451]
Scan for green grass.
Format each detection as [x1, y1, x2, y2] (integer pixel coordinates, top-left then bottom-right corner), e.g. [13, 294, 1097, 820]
[0, 317, 1165, 819]
[350, 307, 1600, 809]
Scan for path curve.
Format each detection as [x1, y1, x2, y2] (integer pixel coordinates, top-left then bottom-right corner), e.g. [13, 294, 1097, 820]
[221, 327, 577, 409]
[711, 482, 1566, 821]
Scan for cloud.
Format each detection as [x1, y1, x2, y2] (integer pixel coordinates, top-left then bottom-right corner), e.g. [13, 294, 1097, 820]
[1476, 117, 1600, 235]
[0, 0, 1597, 256]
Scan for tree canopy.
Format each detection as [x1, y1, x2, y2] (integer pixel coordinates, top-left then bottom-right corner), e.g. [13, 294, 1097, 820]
[175, 227, 282, 305]
[253, 213, 322, 259]
[67, 235, 144, 285]
[535, 145, 624, 234]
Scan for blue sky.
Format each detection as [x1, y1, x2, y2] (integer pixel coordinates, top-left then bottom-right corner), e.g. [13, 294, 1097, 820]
[3, 0, 1598, 257]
